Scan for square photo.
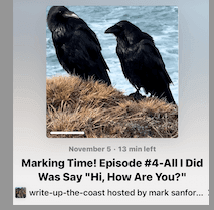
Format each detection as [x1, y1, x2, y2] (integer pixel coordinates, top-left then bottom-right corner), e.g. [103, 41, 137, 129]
[46, 6, 178, 138]
[15, 187, 26, 198]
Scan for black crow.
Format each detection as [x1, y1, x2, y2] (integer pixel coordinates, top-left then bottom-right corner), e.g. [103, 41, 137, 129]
[105, 20, 175, 103]
[47, 6, 111, 85]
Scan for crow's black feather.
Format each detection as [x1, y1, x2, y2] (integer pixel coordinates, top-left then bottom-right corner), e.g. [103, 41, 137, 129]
[105, 20, 175, 103]
[47, 6, 111, 85]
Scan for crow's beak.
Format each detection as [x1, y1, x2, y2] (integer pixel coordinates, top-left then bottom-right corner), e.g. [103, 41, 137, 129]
[63, 11, 79, 19]
[105, 25, 121, 34]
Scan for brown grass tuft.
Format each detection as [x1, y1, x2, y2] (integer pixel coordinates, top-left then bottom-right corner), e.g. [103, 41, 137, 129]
[46, 75, 178, 138]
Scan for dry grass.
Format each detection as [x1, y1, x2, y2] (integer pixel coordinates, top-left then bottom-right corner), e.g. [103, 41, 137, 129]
[46, 75, 178, 138]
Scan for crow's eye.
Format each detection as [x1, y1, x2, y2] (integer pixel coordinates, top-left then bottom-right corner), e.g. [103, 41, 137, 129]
[59, 10, 62, 13]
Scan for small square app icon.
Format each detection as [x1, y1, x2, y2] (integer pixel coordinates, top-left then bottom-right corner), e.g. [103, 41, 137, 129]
[15, 187, 26, 198]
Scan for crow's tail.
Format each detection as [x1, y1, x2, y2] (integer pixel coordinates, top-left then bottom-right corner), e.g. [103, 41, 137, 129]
[157, 86, 176, 104]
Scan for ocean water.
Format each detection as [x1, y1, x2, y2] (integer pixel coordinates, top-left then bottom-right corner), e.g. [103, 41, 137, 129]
[46, 6, 178, 103]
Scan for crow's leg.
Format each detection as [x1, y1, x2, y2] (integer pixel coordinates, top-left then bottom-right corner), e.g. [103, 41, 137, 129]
[129, 88, 146, 101]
